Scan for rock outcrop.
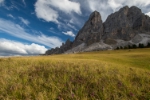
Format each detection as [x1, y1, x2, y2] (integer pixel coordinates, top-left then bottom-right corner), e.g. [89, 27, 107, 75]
[45, 39, 72, 55]
[45, 6, 150, 55]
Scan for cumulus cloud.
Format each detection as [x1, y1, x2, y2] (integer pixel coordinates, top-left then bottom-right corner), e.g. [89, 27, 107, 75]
[34, 0, 81, 23]
[62, 31, 75, 37]
[0, 18, 63, 48]
[18, 17, 30, 26]
[0, 38, 47, 56]
[35, 1, 59, 23]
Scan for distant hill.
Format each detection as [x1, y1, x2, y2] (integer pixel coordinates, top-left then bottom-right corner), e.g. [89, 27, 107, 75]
[46, 6, 150, 55]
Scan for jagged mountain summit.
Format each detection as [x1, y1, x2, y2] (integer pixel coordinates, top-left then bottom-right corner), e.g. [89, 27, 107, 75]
[46, 6, 150, 55]
[73, 11, 104, 47]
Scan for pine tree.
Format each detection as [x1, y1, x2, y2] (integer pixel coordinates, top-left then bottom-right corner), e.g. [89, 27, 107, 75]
[128, 45, 131, 49]
[116, 47, 120, 50]
[124, 46, 128, 49]
[147, 42, 150, 48]
[120, 46, 123, 49]
[132, 44, 137, 49]
[139, 43, 144, 48]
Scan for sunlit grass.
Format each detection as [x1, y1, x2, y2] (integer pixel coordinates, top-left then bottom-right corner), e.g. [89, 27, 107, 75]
[0, 48, 150, 99]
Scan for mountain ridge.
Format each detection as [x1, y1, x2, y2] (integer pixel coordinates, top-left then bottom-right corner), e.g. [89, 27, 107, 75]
[46, 6, 150, 55]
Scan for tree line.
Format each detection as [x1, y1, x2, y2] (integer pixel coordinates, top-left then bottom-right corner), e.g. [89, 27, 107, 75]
[116, 42, 150, 50]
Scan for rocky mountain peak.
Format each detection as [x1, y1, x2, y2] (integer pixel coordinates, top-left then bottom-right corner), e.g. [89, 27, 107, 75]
[103, 6, 146, 41]
[89, 10, 102, 24]
[73, 10, 103, 46]
[129, 6, 142, 13]
[65, 39, 71, 44]
[118, 6, 129, 15]
[45, 6, 150, 55]
[117, 6, 141, 15]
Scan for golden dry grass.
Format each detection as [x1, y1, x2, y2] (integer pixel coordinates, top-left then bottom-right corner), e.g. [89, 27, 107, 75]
[0, 48, 150, 100]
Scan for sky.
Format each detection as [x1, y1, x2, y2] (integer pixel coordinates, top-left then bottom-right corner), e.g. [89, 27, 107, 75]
[0, 0, 150, 56]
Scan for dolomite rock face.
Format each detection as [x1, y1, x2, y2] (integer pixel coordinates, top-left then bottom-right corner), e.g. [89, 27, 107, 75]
[45, 6, 150, 55]
[104, 6, 138, 40]
[73, 11, 104, 46]
[103, 6, 150, 41]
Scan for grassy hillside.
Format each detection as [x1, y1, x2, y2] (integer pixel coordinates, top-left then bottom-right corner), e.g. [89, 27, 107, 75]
[0, 48, 150, 100]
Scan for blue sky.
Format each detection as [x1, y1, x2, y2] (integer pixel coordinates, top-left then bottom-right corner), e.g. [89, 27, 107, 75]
[0, 0, 150, 56]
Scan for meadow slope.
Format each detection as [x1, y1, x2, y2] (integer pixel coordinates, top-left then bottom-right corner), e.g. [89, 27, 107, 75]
[0, 49, 150, 100]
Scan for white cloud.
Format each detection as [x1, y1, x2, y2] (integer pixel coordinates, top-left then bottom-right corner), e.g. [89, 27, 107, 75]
[67, 23, 77, 30]
[0, 0, 4, 6]
[35, 1, 59, 23]
[3, 1, 20, 11]
[18, 17, 30, 26]
[62, 31, 75, 37]
[106, 0, 150, 11]
[0, 18, 63, 48]
[107, 0, 122, 12]
[50, 27, 54, 30]
[0, 38, 47, 56]
[86, 0, 150, 12]
[0, 0, 4, 4]
[48, 27, 59, 35]
[146, 12, 150, 17]
[22, 0, 26, 6]
[74, 0, 150, 21]
[34, 0, 81, 23]
[47, 0, 81, 14]
[7, 14, 15, 19]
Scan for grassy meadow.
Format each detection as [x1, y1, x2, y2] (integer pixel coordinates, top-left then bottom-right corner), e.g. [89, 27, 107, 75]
[0, 48, 150, 100]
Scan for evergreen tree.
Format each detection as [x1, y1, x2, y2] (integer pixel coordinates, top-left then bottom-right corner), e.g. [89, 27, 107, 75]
[124, 46, 128, 49]
[128, 45, 131, 49]
[120, 46, 123, 49]
[139, 43, 144, 48]
[132, 44, 137, 49]
[116, 47, 120, 50]
[147, 42, 150, 48]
